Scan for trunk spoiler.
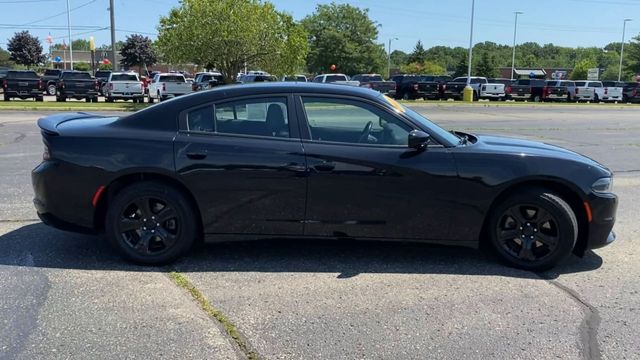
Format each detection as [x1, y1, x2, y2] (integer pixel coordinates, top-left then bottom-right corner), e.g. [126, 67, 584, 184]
[37, 112, 103, 136]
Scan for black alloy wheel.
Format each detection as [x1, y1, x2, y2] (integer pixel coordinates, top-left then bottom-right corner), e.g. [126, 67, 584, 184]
[489, 189, 577, 271]
[106, 181, 197, 264]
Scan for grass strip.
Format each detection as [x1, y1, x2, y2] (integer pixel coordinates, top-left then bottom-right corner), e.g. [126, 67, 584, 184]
[168, 271, 259, 360]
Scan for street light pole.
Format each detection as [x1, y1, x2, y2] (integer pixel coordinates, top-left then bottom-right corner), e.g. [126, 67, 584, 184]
[463, 0, 475, 102]
[618, 18, 632, 82]
[511, 11, 523, 80]
[109, 0, 117, 71]
[388, 37, 398, 79]
[66, 0, 73, 70]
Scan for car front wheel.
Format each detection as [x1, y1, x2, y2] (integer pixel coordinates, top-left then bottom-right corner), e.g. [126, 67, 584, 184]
[488, 188, 578, 271]
[105, 181, 198, 265]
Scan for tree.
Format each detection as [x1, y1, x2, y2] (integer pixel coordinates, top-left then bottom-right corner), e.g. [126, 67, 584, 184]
[475, 51, 497, 78]
[407, 40, 427, 64]
[119, 34, 157, 72]
[569, 59, 597, 80]
[454, 56, 468, 77]
[390, 50, 408, 69]
[157, 0, 308, 83]
[0, 47, 13, 67]
[74, 62, 90, 71]
[52, 39, 90, 51]
[7, 31, 45, 67]
[627, 33, 640, 75]
[302, 3, 385, 75]
[400, 61, 445, 75]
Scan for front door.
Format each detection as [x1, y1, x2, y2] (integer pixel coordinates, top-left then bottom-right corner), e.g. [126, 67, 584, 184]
[297, 95, 457, 240]
[174, 95, 307, 235]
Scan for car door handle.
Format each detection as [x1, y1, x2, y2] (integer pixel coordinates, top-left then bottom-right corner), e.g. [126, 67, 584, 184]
[186, 151, 207, 160]
[283, 163, 306, 172]
[314, 162, 335, 172]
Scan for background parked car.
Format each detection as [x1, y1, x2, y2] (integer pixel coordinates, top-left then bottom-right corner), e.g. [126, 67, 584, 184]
[543, 80, 575, 102]
[312, 73, 360, 86]
[104, 72, 144, 103]
[41, 69, 62, 96]
[574, 81, 602, 102]
[192, 72, 225, 91]
[282, 75, 308, 82]
[390, 74, 431, 100]
[56, 71, 99, 102]
[621, 82, 639, 103]
[148, 73, 193, 102]
[506, 78, 546, 102]
[352, 74, 395, 95]
[95, 70, 112, 95]
[420, 75, 451, 100]
[3, 70, 43, 101]
[445, 77, 505, 101]
[0, 67, 8, 93]
[601, 81, 624, 102]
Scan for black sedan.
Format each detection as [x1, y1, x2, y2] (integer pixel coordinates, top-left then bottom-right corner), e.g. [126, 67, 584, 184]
[32, 83, 617, 270]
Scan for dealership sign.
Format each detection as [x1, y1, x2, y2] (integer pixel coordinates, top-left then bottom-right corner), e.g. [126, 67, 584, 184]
[587, 68, 599, 81]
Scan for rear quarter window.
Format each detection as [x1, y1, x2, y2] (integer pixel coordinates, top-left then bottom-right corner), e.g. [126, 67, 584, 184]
[159, 75, 185, 82]
[63, 72, 92, 80]
[8, 71, 38, 79]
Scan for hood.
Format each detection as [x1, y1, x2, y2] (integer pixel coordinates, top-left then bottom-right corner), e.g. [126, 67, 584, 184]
[476, 134, 611, 175]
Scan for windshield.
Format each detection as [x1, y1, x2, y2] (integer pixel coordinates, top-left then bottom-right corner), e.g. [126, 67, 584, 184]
[381, 95, 460, 146]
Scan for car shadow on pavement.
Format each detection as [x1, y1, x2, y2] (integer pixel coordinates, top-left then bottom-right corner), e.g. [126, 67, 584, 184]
[0, 223, 603, 280]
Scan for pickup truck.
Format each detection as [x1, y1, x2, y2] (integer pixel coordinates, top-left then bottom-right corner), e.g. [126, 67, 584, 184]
[148, 73, 193, 102]
[94, 70, 112, 95]
[351, 74, 395, 95]
[41, 68, 62, 96]
[56, 71, 99, 102]
[542, 80, 575, 102]
[420, 75, 451, 100]
[444, 77, 505, 101]
[0, 68, 8, 93]
[573, 81, 602, 102]
[192, 72, 225, 91]
[390, 74, 434, 100]
[600, 81, 624, 102]
[104, 72, 144, 103]
[621, 82, 639, 103]
[2, 70, 43, 101]
[312, 74, 360, 87]
[506, 79, 546, 102]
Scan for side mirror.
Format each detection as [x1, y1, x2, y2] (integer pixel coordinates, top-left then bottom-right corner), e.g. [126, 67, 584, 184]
[408, 130, 431, 150]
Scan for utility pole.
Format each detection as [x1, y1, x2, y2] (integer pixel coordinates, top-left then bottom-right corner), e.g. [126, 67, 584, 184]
[618, 19, 632, 82]
[463, 0, 475, 102]
[387, 37, 398, 79]
[66, 0, 73, 70]
[511, 11, 523, 80]
[109, 0, 117, 71]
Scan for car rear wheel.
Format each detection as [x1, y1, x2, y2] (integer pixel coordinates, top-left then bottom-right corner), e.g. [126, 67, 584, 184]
[105, 181, 198, 265]
[147, 96, 154, 104]
[47, 84, 56, 96]
[4, 94, 10, 101]
[488, 188, 577, 271]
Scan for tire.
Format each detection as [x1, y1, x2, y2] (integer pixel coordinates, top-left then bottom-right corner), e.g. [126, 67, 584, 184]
[622, 95, 629, 103]
[105, 181, 198, 265]
[402, 92, 410, 101]
[532, 95, 541, 103]
[85, 97, 91, 103]
[488, 188, 578, 271]
[105, 97, 114, 103]
[3, 94, 9, 101]
[36, 96, 43, 102]
[473, 91, 479, 101]
[92, 97, 98, 103]
[594, 94, 599, 103]
[47, 84, 56, 96]
[56, 96, 66, 102]
[147, 96, 154, 104]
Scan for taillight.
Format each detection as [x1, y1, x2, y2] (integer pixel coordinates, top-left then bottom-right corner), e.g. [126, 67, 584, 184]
[367, 83, 372, 89]
[192, 83, 197, 91]
[59, 80, 65, 89]
[162, 83, 166, 91]
[109, 82, 113, 90]
[140, 82, 144, 91]
[395, 83, 399, 91]
[633, 89, 638, 97]
[575, 88, 579, 94]
[542, 86, 549, 97]
[506, 86, 512, 94]
[413, 83, 419, 91]
[442, 84, 447, 91]
[38, 79, 43, 90]
[604, 87, 608, 95]
[2, 79, 7, 89]
[94, 80, 99, 91]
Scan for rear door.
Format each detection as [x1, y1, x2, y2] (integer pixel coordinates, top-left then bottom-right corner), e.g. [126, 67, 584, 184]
[174, 94, 307, 235]
[295, 95, 457, 240]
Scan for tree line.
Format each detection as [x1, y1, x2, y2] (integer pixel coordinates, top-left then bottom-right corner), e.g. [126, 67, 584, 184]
[2, 0, 639, 82]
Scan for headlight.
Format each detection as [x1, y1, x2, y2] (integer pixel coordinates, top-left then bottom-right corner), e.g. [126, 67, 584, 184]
[592, 177, 613, 193]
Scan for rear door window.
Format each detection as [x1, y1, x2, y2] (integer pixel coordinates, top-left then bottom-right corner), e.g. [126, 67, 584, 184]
[215, 97, 289, 138]
[63, 72, 92, 80]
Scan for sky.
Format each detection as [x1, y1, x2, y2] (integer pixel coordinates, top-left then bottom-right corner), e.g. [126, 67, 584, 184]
[1, 0, 639, 53]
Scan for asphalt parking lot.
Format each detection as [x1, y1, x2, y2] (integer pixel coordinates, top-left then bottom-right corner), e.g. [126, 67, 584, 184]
[1, 105, 639, 359]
